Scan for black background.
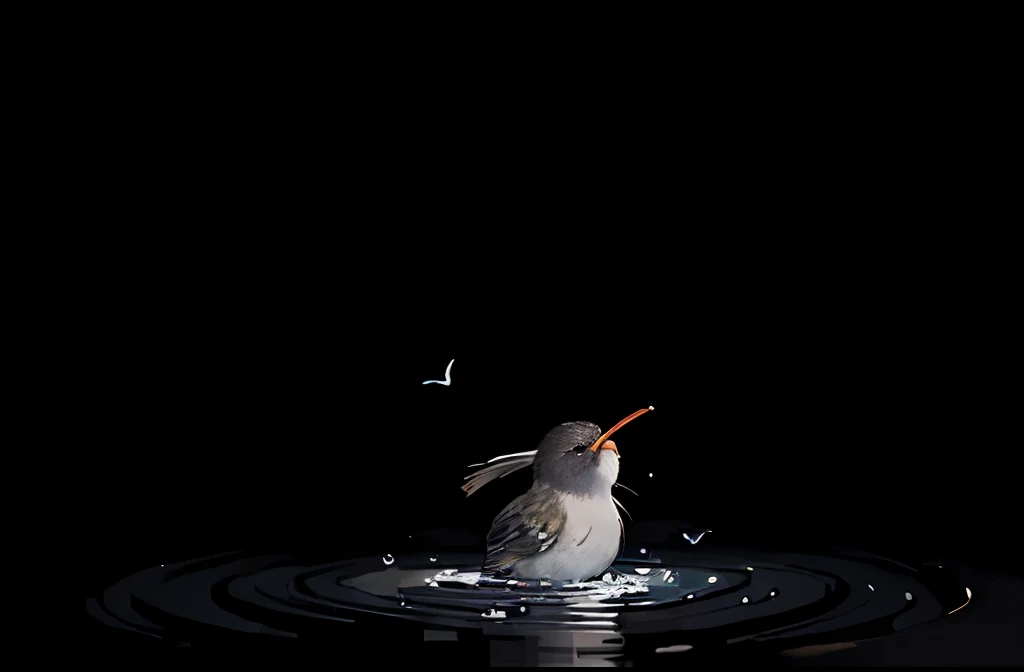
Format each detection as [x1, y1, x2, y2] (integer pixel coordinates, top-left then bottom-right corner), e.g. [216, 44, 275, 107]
[81, 270, 1015, 600]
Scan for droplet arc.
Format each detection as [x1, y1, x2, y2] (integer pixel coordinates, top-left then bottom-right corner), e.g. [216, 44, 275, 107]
[383, 554, 395, 566]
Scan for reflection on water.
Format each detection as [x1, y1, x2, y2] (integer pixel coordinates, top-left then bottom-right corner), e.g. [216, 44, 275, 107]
[86, 525, 973, 666]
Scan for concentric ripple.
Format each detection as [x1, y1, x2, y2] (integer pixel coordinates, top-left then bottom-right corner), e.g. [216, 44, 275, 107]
[86, 533, 971, 663]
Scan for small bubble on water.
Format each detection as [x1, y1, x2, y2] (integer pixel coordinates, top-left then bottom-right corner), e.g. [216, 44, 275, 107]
[741, 596, 749, 604]
[905, 592, 913, 601]
[383, 554, 395, 565]
[708, 576, 718, 584]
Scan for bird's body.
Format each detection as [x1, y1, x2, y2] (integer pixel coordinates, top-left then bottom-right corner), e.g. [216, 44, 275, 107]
[467, 408, 653, 582]
[512, 489, 622, 582]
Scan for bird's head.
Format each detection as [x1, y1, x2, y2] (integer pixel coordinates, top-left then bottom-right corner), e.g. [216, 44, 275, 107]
[533, 407, 653, 496]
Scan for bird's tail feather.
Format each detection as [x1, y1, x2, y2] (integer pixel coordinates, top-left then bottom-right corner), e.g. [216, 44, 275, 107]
[462, 454, 535, 496]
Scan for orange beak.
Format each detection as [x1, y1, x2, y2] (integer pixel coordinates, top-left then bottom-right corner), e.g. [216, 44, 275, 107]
[589, 406, 654, 454]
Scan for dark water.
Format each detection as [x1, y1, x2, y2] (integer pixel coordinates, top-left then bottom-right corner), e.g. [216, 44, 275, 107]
[86, 521, 975, 664]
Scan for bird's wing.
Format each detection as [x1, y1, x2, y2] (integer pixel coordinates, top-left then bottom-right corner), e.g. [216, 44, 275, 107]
[483, 487, 567, 574]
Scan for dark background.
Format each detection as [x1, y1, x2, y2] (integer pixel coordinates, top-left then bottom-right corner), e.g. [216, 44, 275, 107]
[81, 276, 1015, 600]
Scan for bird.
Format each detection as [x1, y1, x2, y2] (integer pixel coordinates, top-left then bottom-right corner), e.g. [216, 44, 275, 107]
[423, 358, 454, 385]
[462, 406, 653, 582]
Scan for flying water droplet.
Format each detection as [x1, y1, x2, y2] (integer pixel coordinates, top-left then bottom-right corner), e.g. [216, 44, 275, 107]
[905, 592, 913, 601]
[746, 566, 754, 571]
[686, 594, 694, 599]
[635, 567, 651, 575]
[649, 473, 653, 477]
[770, 590, 776, 597]
[741, 596, 749, 604]
[520, 606, 527, 613]
[868, 584, 874, 591]
[640, 548, 647, 555]
[383, 554, 395, 565]
[708, 576, 718, 584]
[429, 555, 437, 562]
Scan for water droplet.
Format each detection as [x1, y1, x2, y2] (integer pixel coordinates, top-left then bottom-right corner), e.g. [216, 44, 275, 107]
[520, 606, 527, 613]
[686, 594, 694, 599]
[160, 564, 164, 567]
[635, 567, 651, 575]
[667, 576, 675, 583]
[663, 569, 672, 581]
[640, 548, 647, 554]
[649, 473, 653, 477]
[708, 576, 718, 584]
[746, 566, 754, 571]
[905, 592, 913, 601]
[868, 584, 874, 591]
[770, 591, 776, 597]
[741, 596, 749, 604]
[429, 555, 437, 562]
[383, 554, 395, 565]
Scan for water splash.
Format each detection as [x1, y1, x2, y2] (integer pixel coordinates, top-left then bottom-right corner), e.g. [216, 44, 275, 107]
[383, 554, 395, 566]
[424, 568, 649, 600]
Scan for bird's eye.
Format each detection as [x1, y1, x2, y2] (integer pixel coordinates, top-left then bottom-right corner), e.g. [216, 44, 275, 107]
[567, 443, 590, 454]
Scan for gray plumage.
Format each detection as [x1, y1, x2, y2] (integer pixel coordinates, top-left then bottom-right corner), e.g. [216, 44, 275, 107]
[470, 420, 630, 581]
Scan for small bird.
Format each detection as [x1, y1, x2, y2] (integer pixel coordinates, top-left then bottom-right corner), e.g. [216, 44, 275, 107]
[462, 407, 653, 582]
[423, 358, 454, 386]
